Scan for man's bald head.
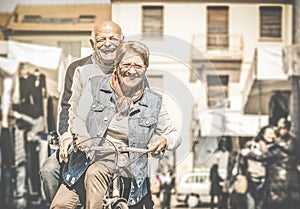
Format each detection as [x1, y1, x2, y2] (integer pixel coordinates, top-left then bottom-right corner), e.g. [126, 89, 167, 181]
[92, 20, 123, 41]
[90, 20, 124, 65]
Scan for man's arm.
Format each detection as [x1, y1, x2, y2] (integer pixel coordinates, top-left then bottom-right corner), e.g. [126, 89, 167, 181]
[57, 56, 91, 142]
[71, 80, 93, 138]
[57, 56, 91, 162]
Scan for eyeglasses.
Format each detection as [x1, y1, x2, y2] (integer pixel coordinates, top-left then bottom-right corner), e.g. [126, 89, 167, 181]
[119, 62, 146, 71]
[95, 36, 121, 45]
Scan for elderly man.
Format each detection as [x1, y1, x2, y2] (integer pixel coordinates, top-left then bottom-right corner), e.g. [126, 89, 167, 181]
[40, 20, 124, 202]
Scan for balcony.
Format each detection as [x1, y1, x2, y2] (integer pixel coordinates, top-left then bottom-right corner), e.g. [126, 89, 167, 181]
[242, 45, 291, 115]
[190, 34, 243, 83]
[191, 34, 243, 61]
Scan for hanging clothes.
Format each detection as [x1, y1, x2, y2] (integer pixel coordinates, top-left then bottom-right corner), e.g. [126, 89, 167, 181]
[19, 69, 46, 119]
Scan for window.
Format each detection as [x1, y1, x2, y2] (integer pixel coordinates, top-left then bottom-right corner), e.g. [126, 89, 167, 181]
[207, 6, 229, 49]
[186, 175, 196, 183]
[78, 15, 95, 23]
[185, 175, 208, 184]
[40, 18, 75, 24]
[142, 6, 163, 38]
[22, 15, 41, 23]
[22, 15, 88, 24]
[207, 75, 228, 108]
[260, 6, 282, 39]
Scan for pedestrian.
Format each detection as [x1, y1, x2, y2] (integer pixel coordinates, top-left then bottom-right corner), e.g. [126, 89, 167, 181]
[242, 119, 300, 209]
[210, 164, 223, 209]
[39, 20, 124, 203]
[50, 41, 181, 208]
[0, 106, 39, 209]
[243, 125, 276, 209]
[158, 156, 173, 209]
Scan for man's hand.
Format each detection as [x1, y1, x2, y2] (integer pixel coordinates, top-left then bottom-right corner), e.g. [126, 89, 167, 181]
[148, 136, 167, 157]
[59, 137, 73, 163]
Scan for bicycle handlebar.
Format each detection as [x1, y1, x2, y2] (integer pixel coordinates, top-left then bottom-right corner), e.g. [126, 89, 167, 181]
[89, 145, 152, 154]
[48, 133, 152, 155]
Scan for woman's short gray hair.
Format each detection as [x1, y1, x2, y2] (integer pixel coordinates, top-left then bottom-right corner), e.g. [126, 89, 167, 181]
[115, 41, 150, 67]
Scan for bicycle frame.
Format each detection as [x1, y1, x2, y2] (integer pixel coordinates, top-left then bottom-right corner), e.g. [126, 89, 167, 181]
[50, 135, 153, 209]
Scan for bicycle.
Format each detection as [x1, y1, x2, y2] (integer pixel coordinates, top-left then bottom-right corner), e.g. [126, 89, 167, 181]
[53, 135, 154, 209]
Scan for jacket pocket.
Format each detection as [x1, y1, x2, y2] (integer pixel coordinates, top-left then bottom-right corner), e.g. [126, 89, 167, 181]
[138, 116, 157, 127]
[90, 101, 106, 112]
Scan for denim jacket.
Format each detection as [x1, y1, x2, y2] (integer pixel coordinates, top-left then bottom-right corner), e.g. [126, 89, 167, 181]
[63, 75, 180, 206]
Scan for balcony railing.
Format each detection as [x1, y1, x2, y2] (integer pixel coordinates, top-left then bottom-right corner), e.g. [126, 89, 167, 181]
[191, 34, 243, 60]
[207, 34, 229, 49]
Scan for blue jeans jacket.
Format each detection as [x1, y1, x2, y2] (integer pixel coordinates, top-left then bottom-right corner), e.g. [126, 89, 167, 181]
[63, 75, 162, 206]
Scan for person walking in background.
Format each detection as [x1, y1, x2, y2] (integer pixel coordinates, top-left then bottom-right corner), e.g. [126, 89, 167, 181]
[210, 164, 223, 209]
[243, 125, 276, 209]
[242, 119, 300, 209]
[158, 156, 174, 209]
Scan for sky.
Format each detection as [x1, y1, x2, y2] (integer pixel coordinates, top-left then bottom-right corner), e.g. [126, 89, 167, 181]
[0, 0, 110, 12]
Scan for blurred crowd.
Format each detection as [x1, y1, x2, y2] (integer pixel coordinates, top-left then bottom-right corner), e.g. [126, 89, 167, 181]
[209, 117, 300, 209]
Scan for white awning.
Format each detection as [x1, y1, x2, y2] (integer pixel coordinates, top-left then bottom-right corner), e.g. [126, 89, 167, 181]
[7, 40, 63, 70]
[200, 110, 269, 137]
[0, 40, 66, 98]
[0, 57, 20, 75]
[242, 44, 291, 114]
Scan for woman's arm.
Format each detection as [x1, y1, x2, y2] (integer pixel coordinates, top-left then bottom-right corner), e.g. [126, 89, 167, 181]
[243, 144, 279, 163]
[149, 102, 181, 154]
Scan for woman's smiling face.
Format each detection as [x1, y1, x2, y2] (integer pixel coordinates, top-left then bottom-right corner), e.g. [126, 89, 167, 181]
[117, 52, 147, 95]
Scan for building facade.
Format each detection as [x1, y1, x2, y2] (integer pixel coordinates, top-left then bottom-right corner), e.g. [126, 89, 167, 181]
[111, 0, 293, 178]
[0, 0, 294, 187]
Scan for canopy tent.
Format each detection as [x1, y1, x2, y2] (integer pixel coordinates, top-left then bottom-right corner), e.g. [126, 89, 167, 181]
[0, 57, 20, 115]
[244, 79, 291, 115]
[243, 44, 291, 115]
[0, 40, 66, 96]
[0, 40, 66, 116]
[0, 57, 20, 76]
[199, 109, 269, 137]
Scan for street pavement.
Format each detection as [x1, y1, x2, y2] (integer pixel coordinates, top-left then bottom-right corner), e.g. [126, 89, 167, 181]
[153, 194, 211, 209]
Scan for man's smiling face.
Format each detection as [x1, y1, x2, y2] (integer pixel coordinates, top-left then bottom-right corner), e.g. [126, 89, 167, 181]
[92, 22, 123, 64]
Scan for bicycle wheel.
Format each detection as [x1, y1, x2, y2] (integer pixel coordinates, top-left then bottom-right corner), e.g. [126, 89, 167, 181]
[112, 201, 128, 209]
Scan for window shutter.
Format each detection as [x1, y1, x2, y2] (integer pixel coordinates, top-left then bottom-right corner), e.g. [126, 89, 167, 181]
[260, 6, 282, 38]
[207, 6, 228, 35]
[142, 6, 163, 38]
[207, 6, 229, 49]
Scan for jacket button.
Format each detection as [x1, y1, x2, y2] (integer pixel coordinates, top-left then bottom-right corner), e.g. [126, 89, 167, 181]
[145, 120, 150, 125]
[111, 104, 114, 108]
[104, 117, 108, 121]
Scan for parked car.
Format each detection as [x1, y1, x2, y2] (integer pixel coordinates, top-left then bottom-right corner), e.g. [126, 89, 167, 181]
[177, 172, 211, 208]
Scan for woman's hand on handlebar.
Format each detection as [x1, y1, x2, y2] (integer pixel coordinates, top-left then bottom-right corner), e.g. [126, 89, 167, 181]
[148, 136, 167, 157]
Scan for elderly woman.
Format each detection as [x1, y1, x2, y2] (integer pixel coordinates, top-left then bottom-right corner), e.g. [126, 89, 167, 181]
[50, 41, 181, 209]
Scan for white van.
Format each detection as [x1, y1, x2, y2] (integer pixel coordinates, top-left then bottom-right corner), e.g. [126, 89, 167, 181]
[176, 172, 211, 208]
